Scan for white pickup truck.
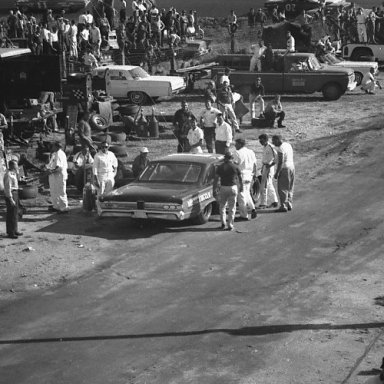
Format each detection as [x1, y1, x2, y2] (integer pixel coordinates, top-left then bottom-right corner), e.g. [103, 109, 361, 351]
[342, 44, 384, 63]
[92, 65, 186, 104]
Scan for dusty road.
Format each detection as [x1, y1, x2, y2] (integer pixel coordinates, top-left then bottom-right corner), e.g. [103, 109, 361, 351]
[1, 115, 384, 383]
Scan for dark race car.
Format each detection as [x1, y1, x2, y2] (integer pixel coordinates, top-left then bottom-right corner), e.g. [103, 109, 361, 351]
[98, 153, 260, 225]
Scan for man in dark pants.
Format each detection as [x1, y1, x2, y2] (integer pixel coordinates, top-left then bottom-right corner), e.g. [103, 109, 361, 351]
[3, 160, 22, 239]
[213, 152, 243, 231]
[173, 100, 195, 153]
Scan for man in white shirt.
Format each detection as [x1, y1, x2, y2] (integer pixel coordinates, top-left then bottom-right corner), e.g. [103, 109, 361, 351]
[219, 67, 231, 85]
[46, 142, 69, 213]
[187, 117, 204, 154]
[286, 31, 295, 52]
[215, 113, 232, 154]
[69, 20, 78, 58]
[85, 11, 94, 25]
[356, 8, 367, 43]
[272, 135, 294, 212]
[78, 12, 88, 27]
[93, 141, 118, 195]
[233, 138, 257, 220]
[258, 133, 278, 209]
[250, 39, 266, 72]
[200, 100, 221, 153]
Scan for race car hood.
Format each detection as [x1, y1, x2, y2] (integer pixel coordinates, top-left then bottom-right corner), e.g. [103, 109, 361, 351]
[100, 182, 201, 203]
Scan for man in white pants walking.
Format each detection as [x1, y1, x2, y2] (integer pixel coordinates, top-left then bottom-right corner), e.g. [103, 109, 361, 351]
[233, 138, 257, 220]
[258, 133, 279, 209]
[46, 142, 69, 213]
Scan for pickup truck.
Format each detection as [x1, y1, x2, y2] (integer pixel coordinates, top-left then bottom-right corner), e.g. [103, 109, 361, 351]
[214, 52, 356, 101]
[342, 43, 384, 62]
[92, 65, 186, 104]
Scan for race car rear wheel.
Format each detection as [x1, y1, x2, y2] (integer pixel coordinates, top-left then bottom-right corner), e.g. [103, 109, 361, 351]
[192, 203, 212, 225]
[128, 91, 147, 105]
[354, 71, 363, 86]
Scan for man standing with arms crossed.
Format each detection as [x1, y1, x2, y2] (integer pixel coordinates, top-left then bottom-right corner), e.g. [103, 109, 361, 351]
[272, 135, 295, 212]
[258, 133, 278, 209]
[200, 100, 221, 153]
[213, 152, 243, 231]
[233, 138, 257, 221]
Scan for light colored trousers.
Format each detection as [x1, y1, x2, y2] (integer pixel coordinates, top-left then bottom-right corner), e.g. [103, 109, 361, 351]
[98, 175, 115, 195]
[219, 185, 238, 227]
[249, 94, 265, 118]
[49, 173, 68, 211]
[238, 181, 255, 218]
[218, 103, 240, 132]
[357, 24, 367, 42]
[260, 166, 278, 206]
[277, 167, 295, 209]
[362, 80, 376, 93]
[249, 56, 261, 71]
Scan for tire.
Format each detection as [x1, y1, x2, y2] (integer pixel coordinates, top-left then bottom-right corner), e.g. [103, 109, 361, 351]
[322, 83, 342, 100]
[192, 203, 212, 225]
[128, 91, 147, 105]
[110, 131, 127, 143]
[354, 71, 363, 86]
[119, 104, 140, 116]
[109, 144, 127, 157]
[90, 114, 109, 131]
[19, 185, 38, 200]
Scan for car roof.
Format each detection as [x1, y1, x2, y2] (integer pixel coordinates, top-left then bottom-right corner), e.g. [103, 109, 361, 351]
[155, 153, 224, 164]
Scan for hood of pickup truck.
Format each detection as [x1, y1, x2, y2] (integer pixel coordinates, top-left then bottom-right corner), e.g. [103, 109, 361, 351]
[140, 76, 186, 90]
[320, 64, 353, 75]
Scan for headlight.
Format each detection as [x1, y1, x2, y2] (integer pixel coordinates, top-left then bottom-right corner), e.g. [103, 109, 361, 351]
[163, 204, 181, 210]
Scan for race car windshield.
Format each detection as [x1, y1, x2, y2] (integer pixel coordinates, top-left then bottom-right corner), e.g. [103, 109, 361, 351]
[129, 67, 150, 79]
[139, 162, 202, 183]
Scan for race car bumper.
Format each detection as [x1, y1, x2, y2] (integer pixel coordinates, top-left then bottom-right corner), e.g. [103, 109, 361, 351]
[347, 81, 357, 91]
[98, 208, 189, 221]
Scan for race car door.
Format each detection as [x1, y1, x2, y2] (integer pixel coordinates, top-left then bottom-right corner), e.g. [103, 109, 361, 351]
[283, 56, 308, 93]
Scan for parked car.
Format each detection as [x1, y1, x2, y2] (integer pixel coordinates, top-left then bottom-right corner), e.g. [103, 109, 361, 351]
[92, 65, 186, 104]
[318, 53, 378, 85]
[342, 43, 383, 63]
[179, 39, 211, 60]
[98, 153, 260, 225]
[214, 52, 356, 100]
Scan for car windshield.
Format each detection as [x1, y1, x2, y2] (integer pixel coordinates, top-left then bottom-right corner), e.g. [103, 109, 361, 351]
[324, 54, 341, 64]
[308, 56, 321, 71]
[139, 162, 202, 183]
[129, 67, 150, 79]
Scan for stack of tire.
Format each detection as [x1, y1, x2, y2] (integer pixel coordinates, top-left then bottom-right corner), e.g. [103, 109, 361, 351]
[90, 113, 127, 159]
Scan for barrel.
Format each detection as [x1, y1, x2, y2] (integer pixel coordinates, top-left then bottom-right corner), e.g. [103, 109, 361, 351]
[148, 114, 159, 138]
[19, 184, 38, 200]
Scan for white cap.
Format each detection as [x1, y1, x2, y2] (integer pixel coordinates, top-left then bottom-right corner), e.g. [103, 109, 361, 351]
[140, 147, 149, 153]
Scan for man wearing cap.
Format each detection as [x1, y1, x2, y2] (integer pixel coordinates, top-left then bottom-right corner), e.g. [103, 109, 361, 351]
[46, 142, 69, 213]
[215, 113, 232, 154]
[213, 152, 243, 231]
[233, 138, 257, 220]
[272, 135, 294, 212]
[200, 100, 221, 153]
[93, 141, 118, 195]
[258, 133, 278, 209]
[186, 117, 204, 154]
[3, 160, 23, 238]
[132, 147, 150, 178]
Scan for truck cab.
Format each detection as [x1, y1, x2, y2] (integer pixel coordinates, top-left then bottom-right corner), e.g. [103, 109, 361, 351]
[214, 52, 356, 100]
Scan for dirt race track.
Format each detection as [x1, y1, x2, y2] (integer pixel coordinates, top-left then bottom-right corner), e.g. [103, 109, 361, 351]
[1, 79, 384, 382]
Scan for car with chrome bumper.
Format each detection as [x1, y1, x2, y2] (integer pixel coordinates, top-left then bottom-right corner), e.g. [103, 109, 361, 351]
[98, 153, 260, 225]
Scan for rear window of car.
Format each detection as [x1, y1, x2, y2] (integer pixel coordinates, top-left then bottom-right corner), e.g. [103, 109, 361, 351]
[139, 162, 202, 183]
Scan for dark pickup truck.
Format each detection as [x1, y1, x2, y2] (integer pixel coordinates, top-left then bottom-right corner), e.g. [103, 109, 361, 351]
[214, 52, 357, 100]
